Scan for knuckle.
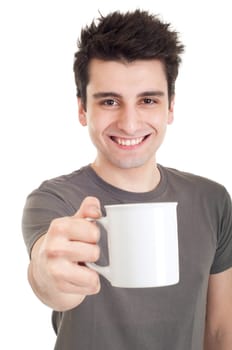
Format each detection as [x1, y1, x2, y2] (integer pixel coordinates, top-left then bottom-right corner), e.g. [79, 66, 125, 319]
[45, 246, 64, 259]
[48, 263, 63, 284]
[43, 238, 66, 259]
[49, 217, 69, 236]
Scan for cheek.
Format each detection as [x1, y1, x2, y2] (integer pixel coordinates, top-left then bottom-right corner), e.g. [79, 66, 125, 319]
[151, 114, 169, 131]
[87, 118, 105, 143]
[87, 110, 112, 134]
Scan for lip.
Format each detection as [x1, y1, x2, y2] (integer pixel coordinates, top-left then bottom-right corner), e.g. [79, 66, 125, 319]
[109, 134, 151, 149]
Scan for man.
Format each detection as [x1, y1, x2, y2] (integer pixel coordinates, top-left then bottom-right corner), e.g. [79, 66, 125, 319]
[22, 9, 232, 350]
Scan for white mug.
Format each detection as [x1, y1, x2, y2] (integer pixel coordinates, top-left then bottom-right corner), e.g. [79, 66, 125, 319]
[87, 202, 179, 288]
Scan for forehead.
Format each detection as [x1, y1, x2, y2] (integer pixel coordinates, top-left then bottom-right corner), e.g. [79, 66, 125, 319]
[87, 59, 168, 96]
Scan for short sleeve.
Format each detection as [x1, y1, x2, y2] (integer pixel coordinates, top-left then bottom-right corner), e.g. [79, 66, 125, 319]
[22, 187, 75, 257]
[210, 189, 232, 274]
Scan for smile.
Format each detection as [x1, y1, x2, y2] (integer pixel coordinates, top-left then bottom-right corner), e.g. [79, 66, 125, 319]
[111, 135, 149, 146]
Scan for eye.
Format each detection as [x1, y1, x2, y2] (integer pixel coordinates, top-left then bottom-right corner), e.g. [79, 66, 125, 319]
[142, 98, 156, 104]
[102, 99, 118, 106]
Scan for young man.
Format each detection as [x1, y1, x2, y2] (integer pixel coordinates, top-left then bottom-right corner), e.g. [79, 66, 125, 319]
[22, 10, 232, 350]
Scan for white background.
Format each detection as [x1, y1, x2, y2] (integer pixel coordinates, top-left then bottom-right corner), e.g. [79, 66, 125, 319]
[0, 0, 231, 348]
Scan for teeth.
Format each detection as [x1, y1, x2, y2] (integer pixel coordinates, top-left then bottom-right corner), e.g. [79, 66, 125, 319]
[114, 137, 144, 146]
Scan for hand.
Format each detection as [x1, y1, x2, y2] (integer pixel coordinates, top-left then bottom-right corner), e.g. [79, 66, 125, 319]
[29, 196, 102, 311]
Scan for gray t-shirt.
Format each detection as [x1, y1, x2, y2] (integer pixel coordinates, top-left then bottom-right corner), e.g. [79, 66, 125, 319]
[22, 164, 232, 350]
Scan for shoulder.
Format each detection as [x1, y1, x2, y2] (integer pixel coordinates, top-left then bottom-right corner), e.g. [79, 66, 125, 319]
[29, 165, 95, 202]
[161, 165, 228, 199]
[25, 165, 93, 215]
[38, 165, 90, 191]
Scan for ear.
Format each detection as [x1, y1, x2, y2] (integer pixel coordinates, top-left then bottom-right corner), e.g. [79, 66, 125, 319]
[78, 98, 87, 126]
[168, 96, 175, 125]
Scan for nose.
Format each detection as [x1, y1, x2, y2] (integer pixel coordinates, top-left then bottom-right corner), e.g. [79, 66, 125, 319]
[117, 105, 141, 135]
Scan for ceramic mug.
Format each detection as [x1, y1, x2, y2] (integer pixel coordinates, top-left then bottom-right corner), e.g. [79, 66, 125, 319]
[87, 202, 179, 288]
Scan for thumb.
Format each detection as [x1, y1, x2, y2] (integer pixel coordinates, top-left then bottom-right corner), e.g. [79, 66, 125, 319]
[75, 196, 102, 219]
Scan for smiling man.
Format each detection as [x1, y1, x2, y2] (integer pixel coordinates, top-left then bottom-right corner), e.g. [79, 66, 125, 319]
[79, 58, 173, 191]
[22, 10, 232, 350]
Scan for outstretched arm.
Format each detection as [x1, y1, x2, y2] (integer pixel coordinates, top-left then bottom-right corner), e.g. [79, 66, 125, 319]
[28, 196, 101, 311]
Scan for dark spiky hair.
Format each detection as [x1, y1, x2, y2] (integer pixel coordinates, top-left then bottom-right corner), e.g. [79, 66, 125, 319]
[73, 9, 184, 108]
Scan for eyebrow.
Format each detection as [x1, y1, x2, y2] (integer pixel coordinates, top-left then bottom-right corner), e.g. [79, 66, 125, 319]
[92, 90, 165, 99]
[138, 91, 165, 98]
[93, 92, 122, 99]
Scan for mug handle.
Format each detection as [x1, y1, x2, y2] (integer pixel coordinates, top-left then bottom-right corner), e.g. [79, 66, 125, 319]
[86, 216, 111, 282]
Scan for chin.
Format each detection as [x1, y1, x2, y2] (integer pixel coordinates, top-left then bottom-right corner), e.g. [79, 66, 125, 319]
[111, 157, 151, 170]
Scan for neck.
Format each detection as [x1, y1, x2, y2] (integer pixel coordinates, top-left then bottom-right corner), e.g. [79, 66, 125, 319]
[91, 161, 160, 193]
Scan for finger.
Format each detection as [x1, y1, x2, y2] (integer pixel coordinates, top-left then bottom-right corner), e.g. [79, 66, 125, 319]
[69, 218, 100, 243]
[54, 263, 101, 295]
[69, 264, 101, 293]
[49, 216, 100, 243]
[49, 241, 100, 263]
[75, 196, 102, 219]
[57, 282, 100, 296]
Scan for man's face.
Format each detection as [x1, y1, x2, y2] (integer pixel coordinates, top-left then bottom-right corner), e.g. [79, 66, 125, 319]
[78, 58, 174, 172]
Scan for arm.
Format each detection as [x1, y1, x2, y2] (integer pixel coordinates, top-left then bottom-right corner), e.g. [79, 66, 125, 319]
[28, 196, 101, 312]
[204, 267, 232, 350]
